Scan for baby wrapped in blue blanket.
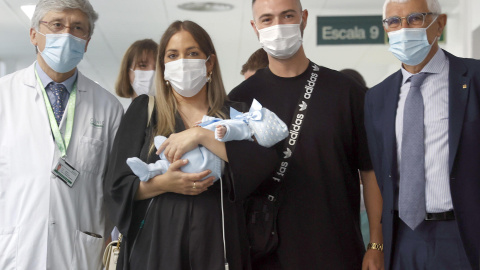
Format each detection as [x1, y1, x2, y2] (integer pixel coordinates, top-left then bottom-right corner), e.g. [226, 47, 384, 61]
[127, 99, 288, 182]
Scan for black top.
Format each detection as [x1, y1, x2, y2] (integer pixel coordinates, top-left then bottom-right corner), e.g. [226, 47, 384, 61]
[227, 61, 373, 269]
[105, 95, 251, 270]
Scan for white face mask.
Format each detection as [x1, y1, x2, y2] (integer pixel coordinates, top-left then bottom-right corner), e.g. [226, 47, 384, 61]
[164, 57, 209, 97]
[131, 69, 155, 96]
[256, 20, 303, 60]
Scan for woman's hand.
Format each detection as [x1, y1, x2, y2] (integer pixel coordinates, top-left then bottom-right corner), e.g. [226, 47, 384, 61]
[157, 128, 206, 163]
[158, 159, 215, 195]
[135, 159, 215, 200]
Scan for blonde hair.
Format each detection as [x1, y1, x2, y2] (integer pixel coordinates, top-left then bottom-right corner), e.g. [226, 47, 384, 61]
[153, 20, 228, 139]
[115, 39, 158, 98]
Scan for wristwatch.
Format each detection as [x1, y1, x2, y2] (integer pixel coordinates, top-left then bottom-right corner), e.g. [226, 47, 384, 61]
[367, 242, 384, 252]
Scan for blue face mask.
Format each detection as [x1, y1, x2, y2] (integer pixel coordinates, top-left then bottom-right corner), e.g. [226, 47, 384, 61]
[37, 32, 87, 73]
[387, 17, 438, 66]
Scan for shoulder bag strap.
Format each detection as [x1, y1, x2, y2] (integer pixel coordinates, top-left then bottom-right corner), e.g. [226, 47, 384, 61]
[266, 63, 321, 203]
[147, 95, 155, 127]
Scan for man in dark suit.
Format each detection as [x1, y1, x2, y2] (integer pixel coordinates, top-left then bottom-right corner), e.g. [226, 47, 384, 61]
[365, 0, 480, 269]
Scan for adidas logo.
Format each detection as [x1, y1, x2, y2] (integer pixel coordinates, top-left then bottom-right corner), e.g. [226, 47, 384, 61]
[304, 71, 318, 99]
[299, 101, 307, 111]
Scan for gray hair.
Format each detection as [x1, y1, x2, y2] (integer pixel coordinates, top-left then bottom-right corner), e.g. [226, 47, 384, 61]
[382, 0, 442, 19]
[31, 0, 98, 37]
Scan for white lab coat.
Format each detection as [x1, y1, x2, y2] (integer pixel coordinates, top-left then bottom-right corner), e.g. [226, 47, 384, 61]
[0, 63, 123, 270]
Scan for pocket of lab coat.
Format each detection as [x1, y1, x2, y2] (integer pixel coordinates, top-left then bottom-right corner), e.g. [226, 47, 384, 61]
[0, 226, 18, 270]
[71, 230, 103, 270]
[78, 136, 105, 174]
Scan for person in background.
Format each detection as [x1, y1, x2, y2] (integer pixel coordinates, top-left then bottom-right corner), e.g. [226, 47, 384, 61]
[110, 38, 158, 242]
[341, 68, 368, 91]
[105, 20, 251, 270]
[228, 0, 384, 269]
[240, 48, 269, 80]
[340, 68, 370, 247]
[0, 0, 123, 269]
[365, 0, 480, 269]
[115, 39, 158, 100]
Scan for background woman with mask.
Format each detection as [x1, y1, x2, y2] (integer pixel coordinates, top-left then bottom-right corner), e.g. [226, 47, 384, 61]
[105, 21, 250, 270]
[110, 38, 158, 243]
[115, 39, 158, 100]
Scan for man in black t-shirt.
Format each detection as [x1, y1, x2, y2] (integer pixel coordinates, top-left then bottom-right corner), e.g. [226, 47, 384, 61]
[226, 0, 384, 269]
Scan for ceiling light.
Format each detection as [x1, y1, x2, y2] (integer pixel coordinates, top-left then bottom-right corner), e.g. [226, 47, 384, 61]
[178, 2, 234, 12]
[21, 5, 36, 20]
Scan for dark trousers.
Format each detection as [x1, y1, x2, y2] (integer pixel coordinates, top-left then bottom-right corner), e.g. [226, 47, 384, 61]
[392, 216, 471, 270]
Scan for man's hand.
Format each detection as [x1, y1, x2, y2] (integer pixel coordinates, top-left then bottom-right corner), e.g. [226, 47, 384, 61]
[362, 249, 384, 270]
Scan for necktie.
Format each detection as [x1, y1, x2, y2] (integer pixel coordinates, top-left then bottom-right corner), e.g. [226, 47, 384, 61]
[399, 72, 429, 230]
[47, 82, 67, 125]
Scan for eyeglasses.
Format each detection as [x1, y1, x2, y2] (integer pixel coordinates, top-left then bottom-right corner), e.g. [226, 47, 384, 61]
[39, 21, 89, 38]
[383, 12, 435, 30]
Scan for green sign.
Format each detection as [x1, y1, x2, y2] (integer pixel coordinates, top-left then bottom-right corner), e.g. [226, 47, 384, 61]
[317, 16, 385, 45]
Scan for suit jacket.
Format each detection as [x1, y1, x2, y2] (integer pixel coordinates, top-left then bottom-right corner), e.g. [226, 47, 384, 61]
[365, 50, 480, 270]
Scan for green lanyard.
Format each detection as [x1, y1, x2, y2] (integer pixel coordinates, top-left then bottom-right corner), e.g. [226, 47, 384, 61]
[35, 69, 77, 158]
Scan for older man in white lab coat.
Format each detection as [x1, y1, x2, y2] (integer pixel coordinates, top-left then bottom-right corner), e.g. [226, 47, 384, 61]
[0, 0, 123, 269]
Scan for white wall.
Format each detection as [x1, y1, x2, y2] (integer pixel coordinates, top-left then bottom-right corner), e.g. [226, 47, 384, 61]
[471, 0, 480, 59]
[0, 61, 6, 77]
[472, 0, 480, 31]
[473, 26, 480, 60]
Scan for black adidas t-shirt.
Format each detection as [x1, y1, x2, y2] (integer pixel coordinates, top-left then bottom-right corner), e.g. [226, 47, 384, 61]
[226, 61, 372, 269]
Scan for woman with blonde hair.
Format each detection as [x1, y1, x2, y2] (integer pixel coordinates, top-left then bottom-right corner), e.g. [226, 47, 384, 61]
[105, 21, 252, 270]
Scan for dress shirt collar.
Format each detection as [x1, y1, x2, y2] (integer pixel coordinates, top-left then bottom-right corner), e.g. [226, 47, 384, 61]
[35, 62, 77, 93]
[400, 48, 448, 85]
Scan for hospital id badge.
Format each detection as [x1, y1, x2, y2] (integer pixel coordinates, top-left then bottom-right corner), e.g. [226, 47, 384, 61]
[52, 158, 79, 187]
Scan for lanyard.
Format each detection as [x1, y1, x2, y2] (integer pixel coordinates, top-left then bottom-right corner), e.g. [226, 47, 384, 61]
[34, 69, 77, 158]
